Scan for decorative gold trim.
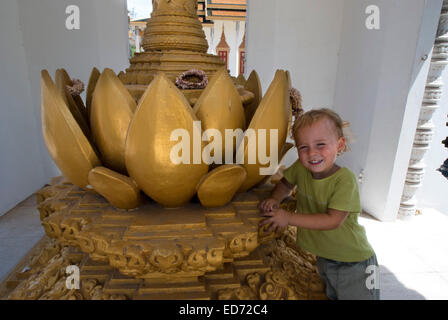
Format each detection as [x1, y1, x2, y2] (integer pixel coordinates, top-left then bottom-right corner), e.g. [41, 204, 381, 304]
[1, 227, 326, 300]
[35, 178, 262, 278]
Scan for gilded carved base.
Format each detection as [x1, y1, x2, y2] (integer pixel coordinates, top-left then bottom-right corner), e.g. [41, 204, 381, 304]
[1, 230, 326, 300]
[35, 177, 278, 279]
[217, 227, 327, 300]
[1, 179, 326, 300]
[0, 177, 326, 300]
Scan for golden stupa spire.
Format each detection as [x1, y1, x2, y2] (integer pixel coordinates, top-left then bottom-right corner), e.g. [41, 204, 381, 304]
[120, 0, 225, 99]
[144, 0, 208, 52]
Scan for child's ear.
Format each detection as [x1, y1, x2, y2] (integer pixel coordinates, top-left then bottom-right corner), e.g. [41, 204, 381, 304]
[337, 137, 346, 153]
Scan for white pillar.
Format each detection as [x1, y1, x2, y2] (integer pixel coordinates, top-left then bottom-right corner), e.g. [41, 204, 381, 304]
[399, 0, 448, 219]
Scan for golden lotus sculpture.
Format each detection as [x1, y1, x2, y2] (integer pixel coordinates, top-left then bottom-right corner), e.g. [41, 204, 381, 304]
[40, 67, 292, 209]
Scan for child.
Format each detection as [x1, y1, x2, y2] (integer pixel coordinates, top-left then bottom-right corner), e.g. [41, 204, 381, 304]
[259, 108, 380, 300]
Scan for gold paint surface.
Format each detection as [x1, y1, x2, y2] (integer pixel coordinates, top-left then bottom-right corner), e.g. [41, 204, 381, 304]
[285, 70, 292, 89]
[86, 67, 101, 119]
[257, 142, 295, 187]
[1, 200, 325, 301]
[243, 70, 262, 125]
[238, 70, 290, 192]
[40, 70, 101, 188]
[34, 179, 260, 278]
[236, 86, 255, 106]
[196, 165, 247, 208]
[235, 74, 246, 86]
[90, 68, 137, 174]
[193, 68, 246, 158]
[280, 142, 295, 164]
[88, 166, 140, 209]
[285, 70, 293, 136]
[181, 88, 203, 106]
[55, 69, 90, 139]
[125, 73, 209, 207]
[1, 183, 325, 300]
[123, 51, 225, 87]
[144, 0, 208, 53]
[1, 233, 326, 300]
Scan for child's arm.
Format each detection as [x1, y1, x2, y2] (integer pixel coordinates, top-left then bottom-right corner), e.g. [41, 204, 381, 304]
[259, 208, 349, 232]
[258, 178, 294, 212]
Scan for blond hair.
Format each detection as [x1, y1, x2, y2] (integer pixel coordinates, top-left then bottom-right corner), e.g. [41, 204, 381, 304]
[291, 108, 351, 153]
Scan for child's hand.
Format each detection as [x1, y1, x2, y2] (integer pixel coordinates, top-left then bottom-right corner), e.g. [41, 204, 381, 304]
[258, 198, 279, 213]
[259, 208, 291, 233]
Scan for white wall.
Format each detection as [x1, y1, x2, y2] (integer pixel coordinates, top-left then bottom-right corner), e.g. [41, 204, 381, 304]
[246, 0, 344, 108]
[0, 0, 46, 216]
[0, 0, 129, 216]
[246, 0, 442, 221]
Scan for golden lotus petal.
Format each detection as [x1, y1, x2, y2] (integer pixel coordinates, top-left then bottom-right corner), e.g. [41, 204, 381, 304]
[196, 165, 247, 208]
[181, 89, 203, 106]
[243, 70, 262, 126]
[88, 166, 140, 209]
[86, 67, 101, 119]
[237, 86, 255, 105]
[55, 68, 88, 115]
[280, 142, 295, 162]
[285, 70, 293, 135]
[103, 68, 137, 109]
[235, 74, 246, 86]
[125, 72, 209, 208]
[237, 70, 290, 192]
[41, 70, 101, 188]
[90, 68, 137, 174]
[55, 69, 90, 139]
[255, 142, 295, 187]
[285, 70, 292, 89]
[193, 68, 246, 158]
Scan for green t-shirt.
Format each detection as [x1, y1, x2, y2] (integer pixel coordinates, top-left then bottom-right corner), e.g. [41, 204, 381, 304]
[283, 160, 374, 262]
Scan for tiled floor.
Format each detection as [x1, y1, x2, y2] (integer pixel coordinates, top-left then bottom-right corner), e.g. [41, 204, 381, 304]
[0, 194, 44, 284]
[0, 194, 447, 299]
[359, 208, 448, 300]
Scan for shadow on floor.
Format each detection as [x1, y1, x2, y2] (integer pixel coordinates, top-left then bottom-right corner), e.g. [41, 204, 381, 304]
[380, 265, 426, 300]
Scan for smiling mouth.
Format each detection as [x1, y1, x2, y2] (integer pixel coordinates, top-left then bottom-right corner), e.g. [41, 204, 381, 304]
[309, 160, 323, 166]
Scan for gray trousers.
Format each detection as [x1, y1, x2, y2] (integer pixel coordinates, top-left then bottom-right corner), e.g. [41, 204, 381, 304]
[316, 254, 380, 300]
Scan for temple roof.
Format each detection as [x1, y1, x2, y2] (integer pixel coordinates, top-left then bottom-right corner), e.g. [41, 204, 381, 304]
[217, 29, 230, 49]
[198, 0, 247, 24]
[239, 33, 245, 49]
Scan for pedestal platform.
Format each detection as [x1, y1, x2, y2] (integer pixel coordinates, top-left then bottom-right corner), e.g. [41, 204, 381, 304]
[36, 177, 268, 279]
[1, 234, 326, 300]
[0, 177, 327, 300]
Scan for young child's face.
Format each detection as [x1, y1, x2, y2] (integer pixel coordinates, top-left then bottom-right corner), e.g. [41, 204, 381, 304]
[294, 117, 346, 179]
